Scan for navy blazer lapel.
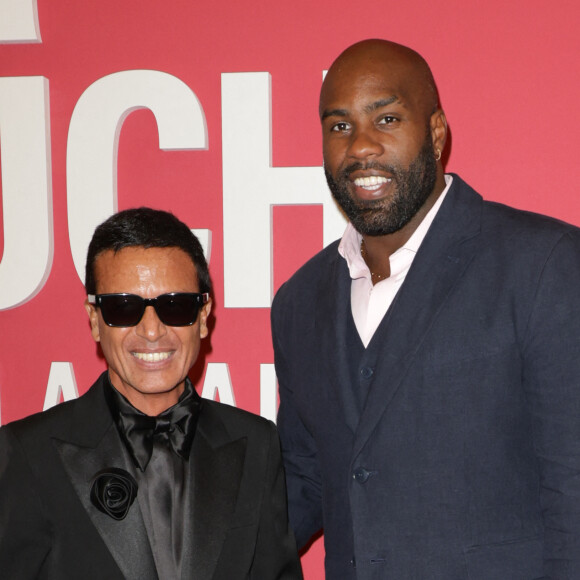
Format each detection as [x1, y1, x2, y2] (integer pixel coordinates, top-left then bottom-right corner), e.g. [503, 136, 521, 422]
[352, 177, 483, 460]
[316, 250, 361, 434]
[183, 403, 247, 580]
[53, 376, 158, 580]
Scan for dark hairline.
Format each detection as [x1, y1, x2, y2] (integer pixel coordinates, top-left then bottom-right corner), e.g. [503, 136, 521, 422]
[84, 208, 211, 297]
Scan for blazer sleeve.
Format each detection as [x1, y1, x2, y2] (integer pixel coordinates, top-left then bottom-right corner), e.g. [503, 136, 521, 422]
[521, 229, 580, 577]
[249, 421, 303, 580]
[0, 426, 52, 578]
[272, 288, 324, 550]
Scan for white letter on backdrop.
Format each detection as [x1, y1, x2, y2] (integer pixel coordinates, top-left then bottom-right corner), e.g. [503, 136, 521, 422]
[221, 72, 346, 308]
[192, 229, 211, 264]
[0, 76, 52, 309]
[201, 363, 236, 407]
[67, 70, 208, 284]
[260, 363, 278, 423]
[44, 362, 79, 411]
[0, 0, 41, 43]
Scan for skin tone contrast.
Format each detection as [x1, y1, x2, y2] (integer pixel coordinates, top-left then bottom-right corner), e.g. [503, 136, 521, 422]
[85, 246, 211, 416]
[320, 39, 448, 280]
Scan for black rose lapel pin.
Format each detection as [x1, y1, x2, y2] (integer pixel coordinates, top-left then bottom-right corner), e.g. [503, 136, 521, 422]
[90, 467, 138, 520]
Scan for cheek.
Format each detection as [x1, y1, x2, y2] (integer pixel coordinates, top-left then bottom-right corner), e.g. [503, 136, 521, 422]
[175, 328, 201, 359]
[98, 327, 130, 358]
[322, 139, 344, 169]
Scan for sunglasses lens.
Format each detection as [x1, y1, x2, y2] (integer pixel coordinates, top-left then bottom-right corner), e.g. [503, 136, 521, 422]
[100, 295, 144, 327]
[156, 294, 200, 326]
[96, 293, 204, 327]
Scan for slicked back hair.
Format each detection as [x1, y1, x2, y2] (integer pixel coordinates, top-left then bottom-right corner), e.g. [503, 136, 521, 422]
[85, 207, 211, 296]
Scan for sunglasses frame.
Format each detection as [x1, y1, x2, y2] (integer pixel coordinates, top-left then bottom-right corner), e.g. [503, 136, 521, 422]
[87, 292, 210, 327]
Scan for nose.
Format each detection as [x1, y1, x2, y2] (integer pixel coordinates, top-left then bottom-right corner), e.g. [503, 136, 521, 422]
[135, 305, 167, 341]
[347, 128, 383, 160]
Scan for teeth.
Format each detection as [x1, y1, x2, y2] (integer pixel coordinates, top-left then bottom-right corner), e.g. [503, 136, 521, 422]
[133, 352, 171, 362]
[353, 176, 390, 189]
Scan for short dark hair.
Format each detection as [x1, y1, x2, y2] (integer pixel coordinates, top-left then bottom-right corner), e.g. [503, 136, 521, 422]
[85, 207, 211, 296]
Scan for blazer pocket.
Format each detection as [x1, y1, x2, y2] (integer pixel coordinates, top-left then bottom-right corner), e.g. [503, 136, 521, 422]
[463, 535, 543, 580]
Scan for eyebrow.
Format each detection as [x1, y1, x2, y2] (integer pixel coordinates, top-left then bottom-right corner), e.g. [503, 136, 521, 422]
[320, 108, 348, 121]
[321, 96, 402, 121]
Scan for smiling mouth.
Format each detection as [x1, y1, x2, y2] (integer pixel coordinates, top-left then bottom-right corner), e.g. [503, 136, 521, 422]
[132, 352, 172, 362]
[353, 175, 392, 191]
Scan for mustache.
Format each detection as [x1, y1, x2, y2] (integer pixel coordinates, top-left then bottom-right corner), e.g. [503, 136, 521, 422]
[340, 161, 398, 179]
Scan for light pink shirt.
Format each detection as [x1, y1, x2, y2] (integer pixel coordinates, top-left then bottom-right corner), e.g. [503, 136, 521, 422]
[338, 175, 453, 347]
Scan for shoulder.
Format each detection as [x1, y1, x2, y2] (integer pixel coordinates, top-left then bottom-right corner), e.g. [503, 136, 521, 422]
[272, 240, 341, 313]
[281, 241, 340, 288]
[199, 399, 277, 442]
[3, 397, 78, 443]
[1, 376, 105, 448]
[484, 199, 579, 234]
[450, 174, 580, 249]
[480, 199, 580, 264]
[0, 387, 96, 490]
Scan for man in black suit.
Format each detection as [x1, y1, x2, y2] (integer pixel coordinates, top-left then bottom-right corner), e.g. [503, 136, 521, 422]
[272, 39, 580, 578]
[0, 208, 302, 579]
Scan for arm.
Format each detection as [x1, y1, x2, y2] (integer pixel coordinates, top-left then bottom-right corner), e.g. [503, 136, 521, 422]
[522, 230, 580, 577]
[272, 292, 324, 549]
[0, 426, 52, 578]
[249, 422, 303, 580]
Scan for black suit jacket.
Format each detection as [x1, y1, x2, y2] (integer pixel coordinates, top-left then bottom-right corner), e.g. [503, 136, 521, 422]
[0, 373, 302, 579]
[272, 175, 580, 579]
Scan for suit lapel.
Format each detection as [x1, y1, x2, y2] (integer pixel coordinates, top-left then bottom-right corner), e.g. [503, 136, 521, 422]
[316, 251, 361, 434]
[53, 375, 158, 580]
[351, 177, 483, 460]
[181, 403, 247, 580]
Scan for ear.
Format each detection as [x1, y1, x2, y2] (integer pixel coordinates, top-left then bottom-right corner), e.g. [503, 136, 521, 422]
[85, 299, 101, 342]
[430, 109, 447, 159]
[199, 298, 212, 339]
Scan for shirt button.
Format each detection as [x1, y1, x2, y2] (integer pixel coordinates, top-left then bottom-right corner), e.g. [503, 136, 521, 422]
[353, 467, 370, 484]
[360, 367, 373, 379]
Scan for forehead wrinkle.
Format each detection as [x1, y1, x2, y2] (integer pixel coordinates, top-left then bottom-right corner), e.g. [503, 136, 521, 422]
[363, 96, 401, 114]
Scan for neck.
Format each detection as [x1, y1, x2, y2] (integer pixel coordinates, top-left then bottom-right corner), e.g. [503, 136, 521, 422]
[133, 393, 183, 416]
[109, 376, 186, 416]
[360, 238, 390, 282]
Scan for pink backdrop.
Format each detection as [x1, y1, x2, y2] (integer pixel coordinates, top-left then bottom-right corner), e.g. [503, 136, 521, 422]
[1, 1, 579, 577]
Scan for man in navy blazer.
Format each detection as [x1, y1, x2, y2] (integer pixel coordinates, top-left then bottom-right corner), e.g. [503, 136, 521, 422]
[272, 39, 580, 578]
[0, 208, 302, 579]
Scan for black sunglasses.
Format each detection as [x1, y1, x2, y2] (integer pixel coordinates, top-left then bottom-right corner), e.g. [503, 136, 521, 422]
[87, 292, 209, 327]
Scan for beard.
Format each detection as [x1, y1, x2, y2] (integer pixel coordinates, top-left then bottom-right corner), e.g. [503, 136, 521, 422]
[325, 133, 438, 236]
